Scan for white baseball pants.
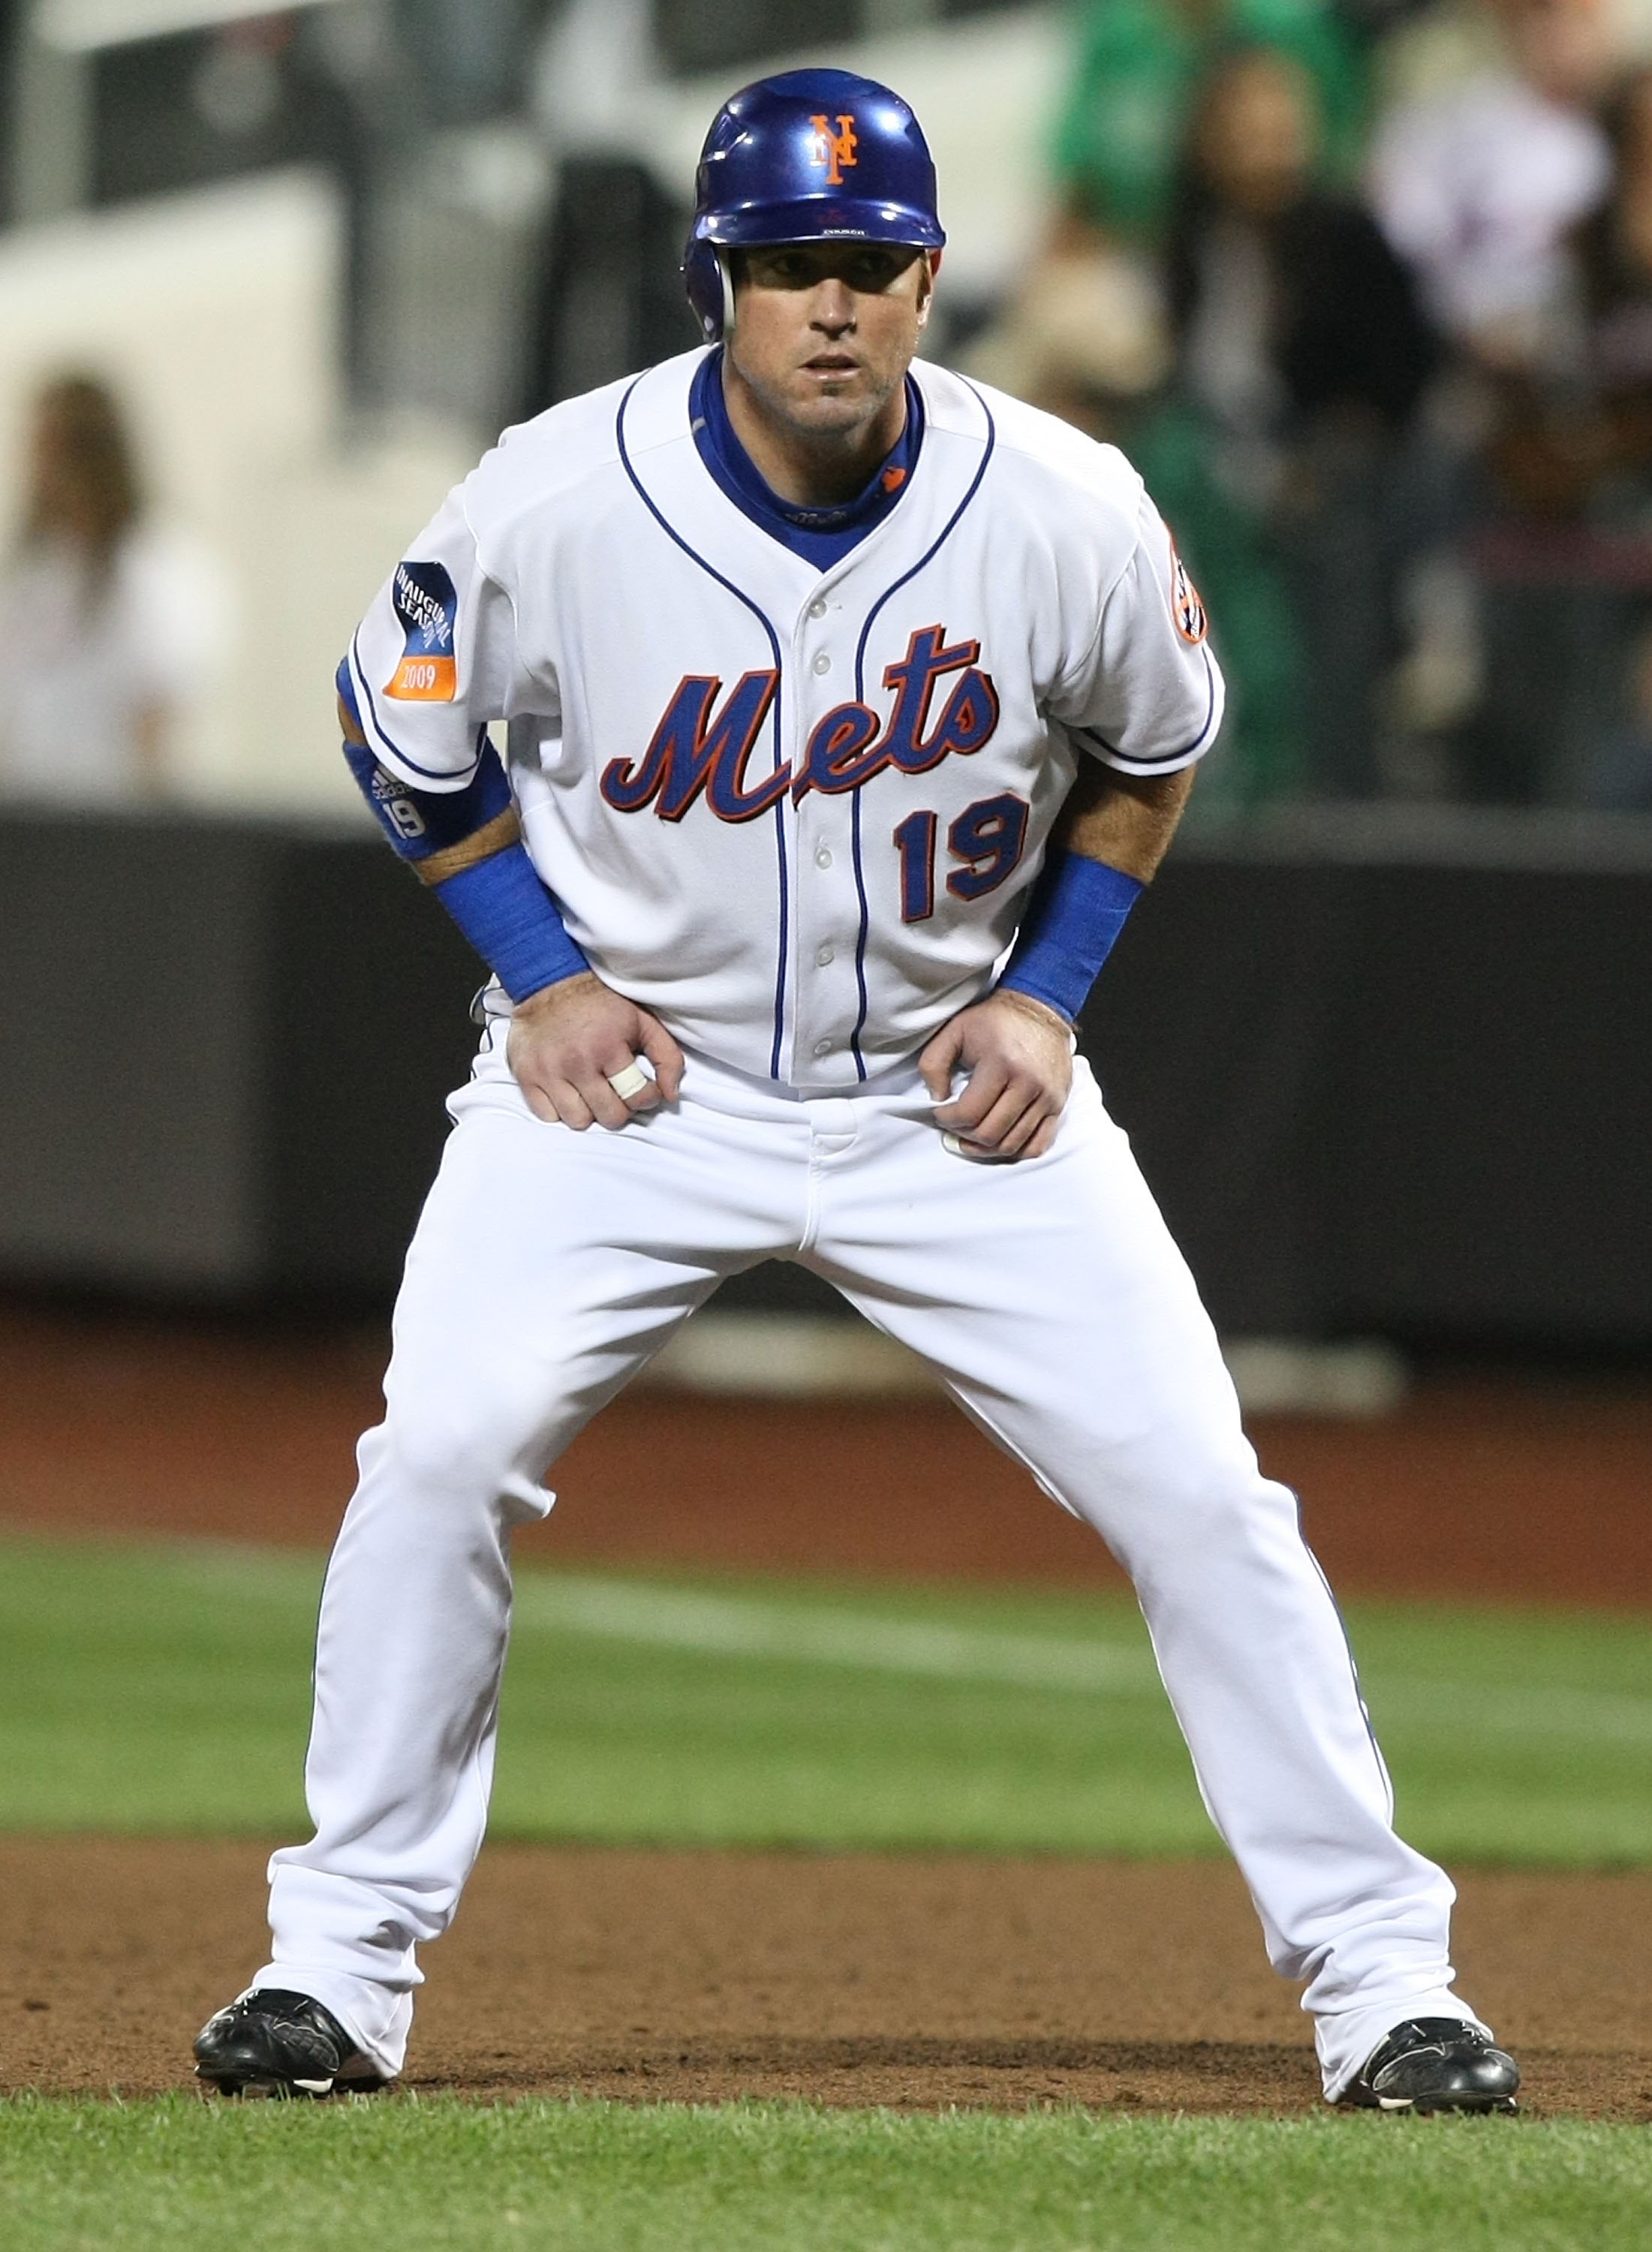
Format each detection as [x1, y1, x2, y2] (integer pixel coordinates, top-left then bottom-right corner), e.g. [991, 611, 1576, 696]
[258, 1031, 1483, 2098]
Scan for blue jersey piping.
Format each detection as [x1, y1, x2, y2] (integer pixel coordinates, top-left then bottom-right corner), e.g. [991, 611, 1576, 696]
[846, 383, 998, 1078]
[347, 634, 486, 789]
[1072, 645, 1219, 769]
[615, 374, 791, 1079]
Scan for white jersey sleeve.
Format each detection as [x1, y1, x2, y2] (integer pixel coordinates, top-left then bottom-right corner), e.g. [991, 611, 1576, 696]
[1052, 486, 1223, 778]
[343, 481, 527, 796]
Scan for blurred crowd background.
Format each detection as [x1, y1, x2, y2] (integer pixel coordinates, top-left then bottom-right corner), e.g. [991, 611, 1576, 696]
[7, 0, 1652, 817]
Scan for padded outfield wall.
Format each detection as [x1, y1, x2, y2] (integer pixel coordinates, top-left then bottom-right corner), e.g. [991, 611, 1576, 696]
[2, 802, 1648, 1349]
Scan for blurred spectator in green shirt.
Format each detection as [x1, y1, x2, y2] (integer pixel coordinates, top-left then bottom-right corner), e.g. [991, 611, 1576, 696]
[1054, 0, 1368, 242]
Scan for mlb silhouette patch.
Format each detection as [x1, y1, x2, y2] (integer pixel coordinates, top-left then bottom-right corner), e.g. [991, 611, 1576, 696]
[1168, 535, 1208, 646]
[384, 559, 458, 700]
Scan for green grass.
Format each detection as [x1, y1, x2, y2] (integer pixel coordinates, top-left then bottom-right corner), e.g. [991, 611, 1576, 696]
[1, 2096, 1647, 2252]
[2, 1541, 1647, 2248]
[2, 1531, 1649, 1863]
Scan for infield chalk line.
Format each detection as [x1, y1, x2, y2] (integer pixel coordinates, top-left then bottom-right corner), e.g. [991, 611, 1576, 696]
[510, 1576, 1652, 1748]
[164, 1545, 1652, 1748]
[511, 1575, 1161, 1696]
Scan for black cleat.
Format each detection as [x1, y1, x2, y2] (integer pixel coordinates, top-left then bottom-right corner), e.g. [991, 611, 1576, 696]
[1340, 2018, 1520, 2114]
[193, 1989, 386, 2099]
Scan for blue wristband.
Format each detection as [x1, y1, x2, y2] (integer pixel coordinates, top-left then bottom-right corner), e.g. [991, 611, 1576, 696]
[432, 844, 589, 1003]
[1000, 851, 1145, 1022]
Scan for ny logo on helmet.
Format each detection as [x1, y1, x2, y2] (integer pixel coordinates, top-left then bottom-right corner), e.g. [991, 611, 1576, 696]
[809, 113, 858, 185]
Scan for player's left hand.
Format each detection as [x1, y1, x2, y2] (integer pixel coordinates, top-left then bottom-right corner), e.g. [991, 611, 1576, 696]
[919, 987, 1073, 1161]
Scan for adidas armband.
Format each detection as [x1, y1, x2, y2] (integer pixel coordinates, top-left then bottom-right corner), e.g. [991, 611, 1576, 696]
[338, 661, 588, 1004]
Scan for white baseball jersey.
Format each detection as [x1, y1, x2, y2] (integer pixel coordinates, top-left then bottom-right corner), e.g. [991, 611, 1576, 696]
[346, 350, 1222, 1086]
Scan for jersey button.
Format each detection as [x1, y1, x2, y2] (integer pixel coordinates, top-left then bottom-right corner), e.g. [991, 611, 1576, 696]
[816, 944, 835, 966]
[814, 846, 833, 869]
[813, 1038, 832, 1057]
[811, 651, 832, 675]
[808, 598, 828, 620]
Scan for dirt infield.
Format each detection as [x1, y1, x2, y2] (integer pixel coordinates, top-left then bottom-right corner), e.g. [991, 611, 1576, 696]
[2, 1299, 1650, 1604]
[3, 1302, 1649, 2118]
[2, 1837, 1649, 2118]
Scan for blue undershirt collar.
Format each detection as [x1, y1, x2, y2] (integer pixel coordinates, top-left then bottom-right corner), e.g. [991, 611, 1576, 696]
[689, 348, 924, 571]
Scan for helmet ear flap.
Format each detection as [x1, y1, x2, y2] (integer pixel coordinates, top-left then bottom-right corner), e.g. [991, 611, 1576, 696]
[684, 239, 733, 343]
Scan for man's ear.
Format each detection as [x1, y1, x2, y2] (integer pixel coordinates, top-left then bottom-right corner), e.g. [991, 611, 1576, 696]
[916, 248, 942, 327]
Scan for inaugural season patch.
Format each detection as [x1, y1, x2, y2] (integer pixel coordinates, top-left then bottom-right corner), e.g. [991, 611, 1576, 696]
[1168, 533, 1208, 646]
[384, 559, 458, 700]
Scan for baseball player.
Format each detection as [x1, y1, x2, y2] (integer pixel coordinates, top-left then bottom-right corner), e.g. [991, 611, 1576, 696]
[194, 70, 1518, 2115]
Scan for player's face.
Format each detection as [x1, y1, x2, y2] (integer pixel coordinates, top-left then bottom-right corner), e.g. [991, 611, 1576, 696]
[727, 242, 937, 439]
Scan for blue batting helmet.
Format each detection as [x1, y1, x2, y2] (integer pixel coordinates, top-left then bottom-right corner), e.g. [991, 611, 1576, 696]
[684, 68, 946, 343]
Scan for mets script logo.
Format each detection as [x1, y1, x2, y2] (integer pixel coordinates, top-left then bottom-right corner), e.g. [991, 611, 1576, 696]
[1168, 533, 1208, 646]
[600, 626, 1000, 823]
[384, 559, 458, 701]
[809, 113, 858, 186]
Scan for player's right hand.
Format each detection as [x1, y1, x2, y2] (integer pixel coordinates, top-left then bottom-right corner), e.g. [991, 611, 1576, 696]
[506, 971, 685, 1130]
